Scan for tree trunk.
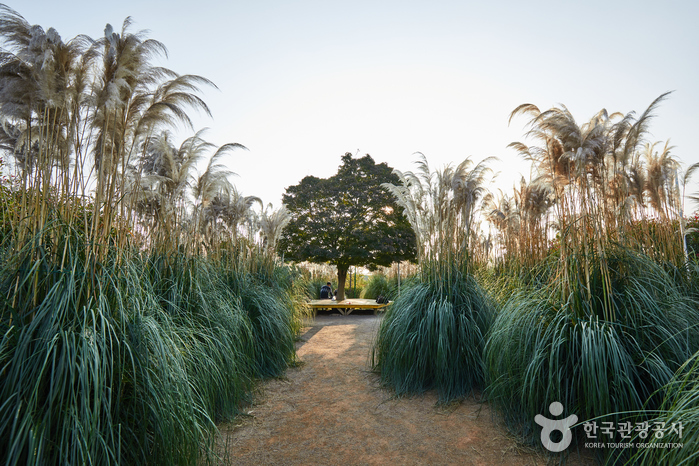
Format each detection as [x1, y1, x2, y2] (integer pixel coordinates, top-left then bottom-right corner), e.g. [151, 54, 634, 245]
[336, 264, 349, 301]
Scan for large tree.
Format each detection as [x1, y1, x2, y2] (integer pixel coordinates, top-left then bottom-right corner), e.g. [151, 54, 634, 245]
[280, 153, 417, 300]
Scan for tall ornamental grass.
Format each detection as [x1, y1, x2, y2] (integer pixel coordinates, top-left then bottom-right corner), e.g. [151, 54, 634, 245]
[485, 248, 699, 442]
[0, 6, 304, 465]
[0, 224, 303, 465]
[484, 94, 699, 461]
[372, 266, 493, 401]
[623, 351, 699, 465]
[373, 154, 495, 402]
[223, 250, 305, 378]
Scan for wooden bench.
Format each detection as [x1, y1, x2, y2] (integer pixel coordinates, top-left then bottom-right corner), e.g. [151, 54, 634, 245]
[308, 298, 391, 316]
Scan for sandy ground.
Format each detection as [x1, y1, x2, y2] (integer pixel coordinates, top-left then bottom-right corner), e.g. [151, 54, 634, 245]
[220, 311, 590, 465]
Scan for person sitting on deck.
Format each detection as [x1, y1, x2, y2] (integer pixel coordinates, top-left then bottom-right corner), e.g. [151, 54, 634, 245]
[320, 282, 333, 299]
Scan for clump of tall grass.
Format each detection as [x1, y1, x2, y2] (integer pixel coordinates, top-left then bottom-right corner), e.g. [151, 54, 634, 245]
[0, 229, 221, 464]
[621, 351, 699, 465]
[373, 154, 495, 402]
[491, 93, 690, 277]
[223, 248, 305, 378]
[0, 224, 303, 464]
[484, 95, 699, 459]
[0, 6, 304, 465]
[372, 265, 493, 401]
[485, 248, 699, 441]
[109, 253, 256, 465]
[0, 231, 123, 465]
[142, 253, 258, 419]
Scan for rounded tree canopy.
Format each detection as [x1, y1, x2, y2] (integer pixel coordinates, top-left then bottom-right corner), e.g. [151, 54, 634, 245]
[280, 153, 417, 299]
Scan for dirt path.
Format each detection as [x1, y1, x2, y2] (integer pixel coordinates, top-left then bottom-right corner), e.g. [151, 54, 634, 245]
[221, 312, 548, 465]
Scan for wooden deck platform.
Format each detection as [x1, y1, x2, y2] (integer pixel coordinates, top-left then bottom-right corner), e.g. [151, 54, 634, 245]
[308, 298, 391, 315]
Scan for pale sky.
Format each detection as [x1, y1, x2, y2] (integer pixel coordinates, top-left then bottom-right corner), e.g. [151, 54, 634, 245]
[17, 0, 699, 212]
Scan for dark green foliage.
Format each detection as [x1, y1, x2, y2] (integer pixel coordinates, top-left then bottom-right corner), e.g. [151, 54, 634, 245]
[0, 271, 121, 465]
[372, 267, 494, 402]
[223, 261, 300, 379]
[347, 288, 364, 299]
[0, 227, 304, 465]
[362, 273, 390, 299]
[361, 273, 402, 300]
[484, 247, 699, 457]
[624, 352, 699, 465]
[280, 153, 417, 299]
